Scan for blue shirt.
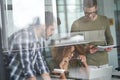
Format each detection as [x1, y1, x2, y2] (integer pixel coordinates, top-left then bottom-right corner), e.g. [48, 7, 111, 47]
[8, 26, 49, 80]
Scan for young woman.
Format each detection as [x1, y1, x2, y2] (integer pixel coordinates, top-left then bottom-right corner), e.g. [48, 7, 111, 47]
[49, 45, 88, 80]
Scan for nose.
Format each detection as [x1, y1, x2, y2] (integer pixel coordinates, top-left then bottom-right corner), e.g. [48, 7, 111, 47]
[88, 13, 93, 18]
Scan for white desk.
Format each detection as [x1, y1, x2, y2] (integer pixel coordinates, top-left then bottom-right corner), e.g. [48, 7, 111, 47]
[68, 66, 113, 80]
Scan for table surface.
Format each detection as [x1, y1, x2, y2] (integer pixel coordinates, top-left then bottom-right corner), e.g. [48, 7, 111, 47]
[51, 66, 113, 80]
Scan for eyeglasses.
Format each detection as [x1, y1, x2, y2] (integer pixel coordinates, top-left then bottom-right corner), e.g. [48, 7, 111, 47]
[85, 11, 97, 16]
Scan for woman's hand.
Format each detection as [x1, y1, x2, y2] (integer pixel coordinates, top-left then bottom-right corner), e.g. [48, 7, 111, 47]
[78, 55, 88, 68]
[78, 55, 86, 63]
[59, 57, 69, 71]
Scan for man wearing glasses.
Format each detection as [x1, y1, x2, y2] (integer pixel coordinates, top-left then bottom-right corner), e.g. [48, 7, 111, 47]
[71, 0, 114, 68]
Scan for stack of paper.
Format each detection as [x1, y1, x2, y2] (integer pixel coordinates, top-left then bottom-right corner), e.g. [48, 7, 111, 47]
[68, 66, 113, 80]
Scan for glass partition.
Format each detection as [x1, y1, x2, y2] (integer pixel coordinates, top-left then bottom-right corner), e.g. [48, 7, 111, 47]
[56, 0, 84, 37]
[1, 0, 85, 50]
[1, 0, 58, 51]
[50, 30, 106, 47]
[114, 0, 120, 68]
[0, 0, 115, 80]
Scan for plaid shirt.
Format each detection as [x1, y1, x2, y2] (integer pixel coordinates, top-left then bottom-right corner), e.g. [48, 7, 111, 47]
[8, 27, 49, 80]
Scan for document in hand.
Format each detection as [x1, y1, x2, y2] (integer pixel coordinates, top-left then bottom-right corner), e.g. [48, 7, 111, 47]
[97, 45, 115, 51]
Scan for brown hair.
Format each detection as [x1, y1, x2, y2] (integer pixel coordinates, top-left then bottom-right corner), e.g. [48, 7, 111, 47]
[74, 45, 85, 55]
[83, 0, 97, 8]
[52, 45, 85, 64]
[69, 45, 86, 67]
[52, 46, 74, 64]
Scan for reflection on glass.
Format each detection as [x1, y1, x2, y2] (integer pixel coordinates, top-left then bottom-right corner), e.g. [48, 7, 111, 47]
[50, 30, 106, 47]
[50, 32, 85, 47]
[8, 11, 56, 51]
[2, 0, 58, 50]
[57, 0, 84, 37]
[12, 0, 45, 28]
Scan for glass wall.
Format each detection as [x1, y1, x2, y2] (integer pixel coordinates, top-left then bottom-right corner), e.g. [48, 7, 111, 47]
[1, 0, 57, 50]
[1, 0, 104, 52]
[1, 0, 85, 50]
[0, 0, 117, 80]
[56, 0, 84, 38]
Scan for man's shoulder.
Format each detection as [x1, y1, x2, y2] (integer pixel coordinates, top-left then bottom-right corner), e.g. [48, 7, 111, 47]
[13, 28, 33, 37]
[98, 15, 109, 21]
[98, 15, 110, 25]
[8, 27, 35, 44]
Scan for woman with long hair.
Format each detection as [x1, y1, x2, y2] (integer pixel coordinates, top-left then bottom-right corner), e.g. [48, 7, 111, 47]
[50, 45, 88, 80]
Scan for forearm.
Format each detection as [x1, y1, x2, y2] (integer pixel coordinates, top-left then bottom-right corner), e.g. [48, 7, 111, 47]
[60, 73, 67, 80]
[41, 73, 51, 80]
[27, 76, 36, 80]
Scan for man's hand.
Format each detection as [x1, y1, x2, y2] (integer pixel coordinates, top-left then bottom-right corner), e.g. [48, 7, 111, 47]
[27, 76, 36, 80]
[41, 73, 51, 80]
[104, 47, 113, 52]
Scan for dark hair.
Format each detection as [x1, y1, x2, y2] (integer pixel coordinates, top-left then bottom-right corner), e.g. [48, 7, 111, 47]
[31, 11, 55, 27]
[45, 11, 55, 28]
[83, 0, 97, 8]
[52, 46, 74, 64]
[32, 17, 40, 26]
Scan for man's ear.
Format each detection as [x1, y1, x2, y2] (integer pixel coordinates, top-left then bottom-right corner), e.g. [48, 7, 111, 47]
[39, 24, 46, 31]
